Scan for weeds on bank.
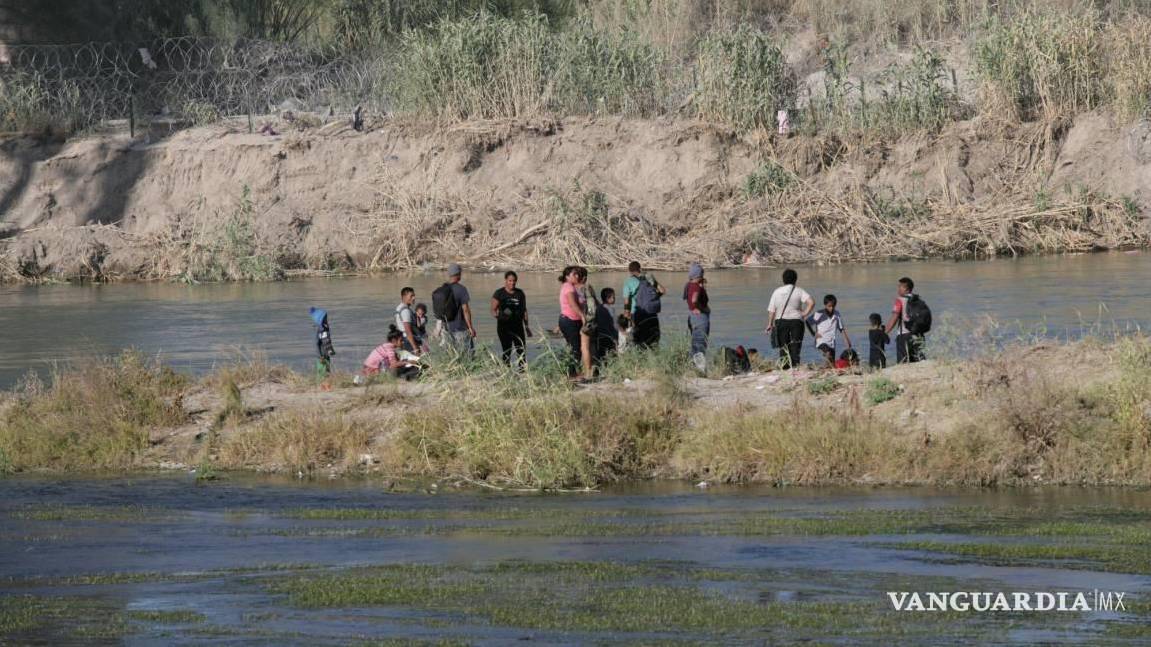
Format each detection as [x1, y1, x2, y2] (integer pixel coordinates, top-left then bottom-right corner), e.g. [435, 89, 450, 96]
[0, 352, 188, 472]
[865, 377, 901, 404]
[216, 409, 376, 473]
[166, 187, 283, 283]
[389, 387, 683, 489]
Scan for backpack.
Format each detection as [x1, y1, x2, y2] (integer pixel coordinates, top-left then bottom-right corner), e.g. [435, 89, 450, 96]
[431, 283, 460, 322]
[634, 275, 662, 314]
[723, 345, 751, 375]
[904, 294, 932, 335]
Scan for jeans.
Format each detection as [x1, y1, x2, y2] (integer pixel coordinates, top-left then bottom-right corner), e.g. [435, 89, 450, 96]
[688, 312, 710, 356]
[448, 329, 474, 357]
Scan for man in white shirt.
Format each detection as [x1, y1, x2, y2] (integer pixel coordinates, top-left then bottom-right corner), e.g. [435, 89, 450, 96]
[764, 268, 815, 369]
[395, 287, 420, 353]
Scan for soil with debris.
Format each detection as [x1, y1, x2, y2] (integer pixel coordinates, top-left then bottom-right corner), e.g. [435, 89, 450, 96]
[0, 112, 1148, 281]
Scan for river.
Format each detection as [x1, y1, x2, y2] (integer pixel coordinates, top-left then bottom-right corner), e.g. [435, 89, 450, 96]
[2, 252, 1149, 386]
[0, 476, 1147, 644]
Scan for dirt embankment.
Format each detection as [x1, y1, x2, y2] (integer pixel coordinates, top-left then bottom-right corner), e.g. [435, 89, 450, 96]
[1, 112, 1149, 281]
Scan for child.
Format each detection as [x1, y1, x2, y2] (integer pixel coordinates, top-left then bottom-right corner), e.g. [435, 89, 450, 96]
[309, 307, 335, 379]
[835, 348, 860, 371]
[413, 303, 431, 353]
[595, 287, 619, 361]
[616, 313, 632, 353]
[868, 312, 889, 369]
[362, 325, 421, 381]
[808, 294, 851, 367]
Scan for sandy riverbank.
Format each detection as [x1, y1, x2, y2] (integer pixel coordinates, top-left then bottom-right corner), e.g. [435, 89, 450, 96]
[1, 113, 1147, 282]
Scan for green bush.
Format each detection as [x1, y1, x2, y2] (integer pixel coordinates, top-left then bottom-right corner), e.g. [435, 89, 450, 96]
[179, 186, 283, 283]
[743, 160, 794, 198]
[865, 377, 901, 405]
[808, 377, 839, 395]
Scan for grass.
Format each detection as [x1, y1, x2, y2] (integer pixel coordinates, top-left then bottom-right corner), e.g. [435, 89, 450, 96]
[261, 558, 1082, 641]
[11, 0, 1151, 140]
[695, 25, 794, 131]
[215, 409, 376, 473]
[0, 351, 188, 471]
[865, 377, 901, 404]
[4, 335, 1151, 489]
[388, 389, 682, 489]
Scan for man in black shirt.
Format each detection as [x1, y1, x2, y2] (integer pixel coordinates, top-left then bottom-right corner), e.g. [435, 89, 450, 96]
[490, 270, 531, 369]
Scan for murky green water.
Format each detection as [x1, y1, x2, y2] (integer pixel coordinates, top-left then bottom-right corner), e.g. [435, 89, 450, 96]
[1, 252, 1149, 387]
[1, 476, 1148, 644]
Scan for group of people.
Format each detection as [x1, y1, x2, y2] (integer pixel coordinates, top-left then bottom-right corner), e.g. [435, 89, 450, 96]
[340, 261, 930, 382]
[765, 269, 930, 372]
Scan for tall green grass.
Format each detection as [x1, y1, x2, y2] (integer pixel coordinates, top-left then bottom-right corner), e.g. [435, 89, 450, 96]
[974, 10, 1106, 121]
[694, 25, 794, 131]
[392, 12, 667, 120]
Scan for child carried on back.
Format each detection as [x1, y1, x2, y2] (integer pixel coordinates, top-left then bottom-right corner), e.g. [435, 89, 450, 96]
[362, 325, 422, 381]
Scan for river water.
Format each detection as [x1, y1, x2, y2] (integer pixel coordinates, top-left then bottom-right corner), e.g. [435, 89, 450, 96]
[0, 476, 1148, 644]
[2, 252, 1149, 386]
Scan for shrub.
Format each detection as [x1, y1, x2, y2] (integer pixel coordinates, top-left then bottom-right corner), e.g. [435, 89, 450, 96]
[177, 186, 283, 282]
[865, 377, 901, 405]
[807, 377, 839, 395]
[743, 160, 793, 198]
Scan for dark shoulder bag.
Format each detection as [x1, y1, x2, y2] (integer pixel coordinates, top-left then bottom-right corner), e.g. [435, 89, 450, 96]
[770, 285, 797, 349]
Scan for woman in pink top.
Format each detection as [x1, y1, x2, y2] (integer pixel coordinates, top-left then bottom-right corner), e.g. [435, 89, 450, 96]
[558, 266, 593, 379]
[362, 326, 421, 380]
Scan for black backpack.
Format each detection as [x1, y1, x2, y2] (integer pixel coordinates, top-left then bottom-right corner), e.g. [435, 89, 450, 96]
[634, 275, 662, 314]
[905, 295, 932, 335]
[432, 283, 460, 322]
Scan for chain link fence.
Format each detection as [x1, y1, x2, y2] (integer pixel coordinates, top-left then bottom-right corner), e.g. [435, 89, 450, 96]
[0, 37, 387, 134]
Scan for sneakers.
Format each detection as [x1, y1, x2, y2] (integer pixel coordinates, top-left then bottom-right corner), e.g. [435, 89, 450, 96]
[692, 352, 707, 373]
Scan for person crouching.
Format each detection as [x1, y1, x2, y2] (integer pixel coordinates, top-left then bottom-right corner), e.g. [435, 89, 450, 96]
[362, 325, 422, 381]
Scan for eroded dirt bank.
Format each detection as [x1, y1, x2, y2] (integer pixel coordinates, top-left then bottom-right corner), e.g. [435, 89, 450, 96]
[1, 113, 1149, 281]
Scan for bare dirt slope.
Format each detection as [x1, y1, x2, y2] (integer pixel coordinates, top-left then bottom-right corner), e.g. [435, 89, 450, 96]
[1, 112, 1148, 280]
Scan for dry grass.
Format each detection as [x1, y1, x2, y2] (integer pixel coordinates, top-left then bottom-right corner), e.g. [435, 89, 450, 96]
[328, 166, 1148, 274]
[2, 337, 1151, 485]
[215, 409, 376, 473]
[719, 180, 1146, 265]
[675, 337, 1151, 486]
[384, 389, 683, 489]
[0, 352, 188, 472]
